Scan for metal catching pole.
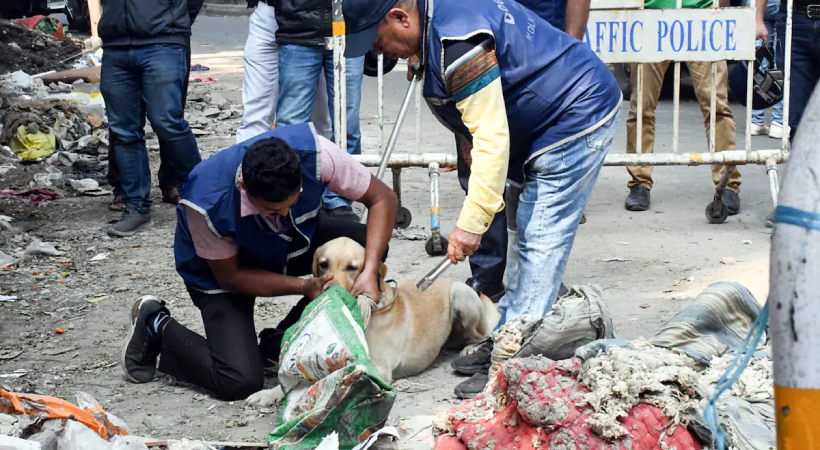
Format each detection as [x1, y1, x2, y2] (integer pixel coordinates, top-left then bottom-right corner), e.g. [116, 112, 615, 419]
[360, 76, 421, 226]
[770, 87, 820, 450]
[415, 75, 422, 150]
[331, 0, 347, 151]
[378, 54, 385, 151]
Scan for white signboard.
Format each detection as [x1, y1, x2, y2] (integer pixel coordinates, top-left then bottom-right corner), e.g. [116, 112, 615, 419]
[583, 8, 756, 63]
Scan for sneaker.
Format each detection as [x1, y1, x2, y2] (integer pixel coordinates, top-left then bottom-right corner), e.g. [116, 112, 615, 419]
[768, 122, 784, 139]
[466, 278, 505, 303]
[625, 186, 651, 212]
[451, 338, 493, 375]
[325, 205, 359, 222]
[454, 372, 490, 399]
[107, 204, 153, 237]
[723, 190, 740, 216]
[579, 213, 587, 225]
[750, 122, 769, 136]
[121, 295, 168, 383]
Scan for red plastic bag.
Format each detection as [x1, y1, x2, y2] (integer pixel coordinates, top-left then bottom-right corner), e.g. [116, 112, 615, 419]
[14, 16, 65, 41]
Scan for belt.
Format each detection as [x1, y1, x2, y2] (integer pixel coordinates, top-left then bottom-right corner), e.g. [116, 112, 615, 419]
[792, 3, 820, 18]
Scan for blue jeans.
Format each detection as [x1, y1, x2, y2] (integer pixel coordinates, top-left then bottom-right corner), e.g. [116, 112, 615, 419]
[275, 44, 365, 210]
[101, 44, 201, 213]
[752, 6, 784, 125]
[776, 10, 820, 138]
[496, 109, 621, 328]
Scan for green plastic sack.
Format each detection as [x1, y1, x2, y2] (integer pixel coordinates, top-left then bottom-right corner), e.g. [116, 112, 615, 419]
[10, 125, 56, 161]
[269, 286, 395, 450]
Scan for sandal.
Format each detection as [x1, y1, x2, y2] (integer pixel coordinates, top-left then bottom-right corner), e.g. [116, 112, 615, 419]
[108, 194, 126, 212]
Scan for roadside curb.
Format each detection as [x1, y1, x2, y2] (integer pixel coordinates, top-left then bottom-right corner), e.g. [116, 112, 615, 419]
[201, 4, 252, 17]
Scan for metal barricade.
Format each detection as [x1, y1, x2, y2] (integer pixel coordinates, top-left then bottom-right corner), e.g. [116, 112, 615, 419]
[344, 0, 791, 248]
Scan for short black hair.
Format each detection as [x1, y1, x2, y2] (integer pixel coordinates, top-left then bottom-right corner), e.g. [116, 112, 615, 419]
[242, 137, 302, 203]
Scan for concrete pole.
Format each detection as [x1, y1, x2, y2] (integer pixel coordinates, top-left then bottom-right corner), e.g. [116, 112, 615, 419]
[770, 84, 820, 449]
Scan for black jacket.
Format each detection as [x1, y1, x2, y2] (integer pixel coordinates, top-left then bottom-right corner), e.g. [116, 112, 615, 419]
[273, 0, 331, 47]
[98, 0, 204, 48]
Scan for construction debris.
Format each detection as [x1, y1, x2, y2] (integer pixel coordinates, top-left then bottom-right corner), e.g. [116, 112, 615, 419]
[0, 21, 81, 75]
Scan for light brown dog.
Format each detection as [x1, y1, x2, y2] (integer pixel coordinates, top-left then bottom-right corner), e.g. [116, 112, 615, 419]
[312, 237, 500, 384]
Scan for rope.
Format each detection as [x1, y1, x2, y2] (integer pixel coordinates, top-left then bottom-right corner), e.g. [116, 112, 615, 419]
[356, 280, 398, 329]
[703, 300, 770, 450]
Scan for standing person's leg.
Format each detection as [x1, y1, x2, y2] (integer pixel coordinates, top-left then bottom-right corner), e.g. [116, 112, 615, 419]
[453, 110, 621, 399]
[100, 47, 154, 236]
[237, 2, 280, 143]
[275, 45, 324, 128]
[454, 135, 506, 301]
[153, 290, 263, 400]
[504, 112, 619, 325]
[624, 62, 668, 211]
[106, 130, 125, 211]
[312, 68, 333, 140]
[777, 13, 820, 139]
[686, 60, 741, 213]
[319, 53, 366, 217]
[764, 15, 785, 137]
[158, 36, 191, 204]
[140, 44, 201, 202]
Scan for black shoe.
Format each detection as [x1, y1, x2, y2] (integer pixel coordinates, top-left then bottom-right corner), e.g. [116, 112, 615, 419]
[108, 204, 153, 237]
[451, 338, 493, 375]
[579, 213, 587, 225]
[723, 190, 740, 216]
[466, 278, 505, 303]
[259, 328, 285, 370]
[121, 295, 168, 383]
[325, 205, 359, 222]
[454, 372, 490, 399]
[625, 186, 651, 211]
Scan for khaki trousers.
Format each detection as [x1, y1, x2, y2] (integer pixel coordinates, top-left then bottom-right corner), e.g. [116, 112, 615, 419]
[625, 61, 741, 192]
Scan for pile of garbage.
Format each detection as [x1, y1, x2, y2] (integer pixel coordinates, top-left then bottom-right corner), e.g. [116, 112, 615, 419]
[0, 20, 82, 75]
[184, 84, 242, 138]
[0, 389, 261, 450]
[435, 282, 775, 450]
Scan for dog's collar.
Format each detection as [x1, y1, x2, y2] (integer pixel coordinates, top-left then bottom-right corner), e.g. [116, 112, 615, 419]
[380, 279, 399, 305]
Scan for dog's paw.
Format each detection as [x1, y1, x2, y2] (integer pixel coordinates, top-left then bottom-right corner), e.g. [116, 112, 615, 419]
[246, 385, 285, 407]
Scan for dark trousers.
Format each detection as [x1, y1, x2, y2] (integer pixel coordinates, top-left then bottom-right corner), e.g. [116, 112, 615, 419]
[455, 136, 507, 291]
[157, 212, 385, 400]
[775, 10, 820, 139]
[102, 42, 199, 210]
[108, 40, 192, 195]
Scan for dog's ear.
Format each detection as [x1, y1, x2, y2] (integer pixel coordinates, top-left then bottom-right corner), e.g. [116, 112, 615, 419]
[312, 244, 323, 277]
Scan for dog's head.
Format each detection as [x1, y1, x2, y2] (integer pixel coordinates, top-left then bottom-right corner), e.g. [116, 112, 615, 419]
[312, 237, 387, 293]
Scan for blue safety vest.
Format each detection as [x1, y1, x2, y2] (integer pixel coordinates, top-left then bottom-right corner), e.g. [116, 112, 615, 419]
[174, 124, 326, 293]
[421, 0, 622, 185]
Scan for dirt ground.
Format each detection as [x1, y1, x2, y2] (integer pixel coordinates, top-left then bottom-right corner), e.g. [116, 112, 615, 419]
[0, 15, 777, 445]
[0, 21, 81, 75]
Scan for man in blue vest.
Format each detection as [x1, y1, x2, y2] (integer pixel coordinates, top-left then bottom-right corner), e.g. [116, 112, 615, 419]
[120, 123, 397, 400]
[344, 0, 622, 398]
[406, 0, 591, 306]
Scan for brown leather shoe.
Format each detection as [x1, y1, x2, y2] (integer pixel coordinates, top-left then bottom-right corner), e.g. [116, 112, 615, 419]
[162, 187, 181, 205]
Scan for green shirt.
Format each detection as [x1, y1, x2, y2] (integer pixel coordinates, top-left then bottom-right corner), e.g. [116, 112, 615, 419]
[643, 0, 713, 9]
